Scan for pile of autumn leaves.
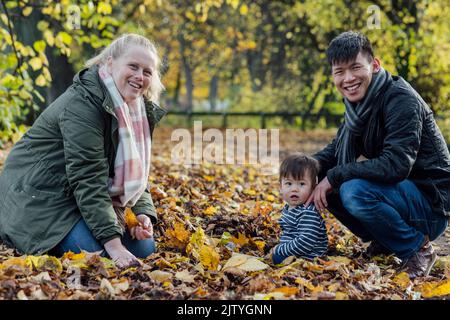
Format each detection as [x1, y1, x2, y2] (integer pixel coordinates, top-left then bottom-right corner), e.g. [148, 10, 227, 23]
[0, 129, 449, 300]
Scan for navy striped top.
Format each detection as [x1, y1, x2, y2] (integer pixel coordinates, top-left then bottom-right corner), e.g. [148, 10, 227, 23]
[274, 203, 328, 261]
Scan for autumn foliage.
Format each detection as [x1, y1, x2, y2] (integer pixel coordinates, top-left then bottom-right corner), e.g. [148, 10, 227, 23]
[0, 128, 449, 300]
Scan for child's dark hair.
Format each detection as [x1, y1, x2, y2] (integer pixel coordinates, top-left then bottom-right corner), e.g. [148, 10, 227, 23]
[279, 153, 320, 184]
[326, 31, 374, 66]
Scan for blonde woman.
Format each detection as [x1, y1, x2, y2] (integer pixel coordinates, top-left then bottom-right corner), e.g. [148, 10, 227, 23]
[0, 34, 166, 268]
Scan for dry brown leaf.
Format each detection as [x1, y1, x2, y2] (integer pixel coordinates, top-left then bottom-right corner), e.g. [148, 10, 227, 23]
[149, 270, 173, 283]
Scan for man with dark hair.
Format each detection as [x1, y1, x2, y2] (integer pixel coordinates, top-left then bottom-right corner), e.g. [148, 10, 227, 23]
[305, 31, 449, 278]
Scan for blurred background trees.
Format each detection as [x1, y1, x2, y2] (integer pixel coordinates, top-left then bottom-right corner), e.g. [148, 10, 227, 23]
[1, 0, 448, 143]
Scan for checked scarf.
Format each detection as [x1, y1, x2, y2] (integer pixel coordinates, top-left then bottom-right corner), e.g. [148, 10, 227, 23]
[98, 65, 152, 231]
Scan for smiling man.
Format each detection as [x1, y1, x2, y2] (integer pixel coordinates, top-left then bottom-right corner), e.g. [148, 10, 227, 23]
[306, 31, 450, 278]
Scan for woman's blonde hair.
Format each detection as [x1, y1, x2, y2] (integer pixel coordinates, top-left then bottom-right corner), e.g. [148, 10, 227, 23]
[85, 33, 164, 102]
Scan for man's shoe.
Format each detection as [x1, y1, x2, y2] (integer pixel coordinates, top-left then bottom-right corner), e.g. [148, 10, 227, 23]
[362, 241, 391, 259]
[401, 242, 437, 279]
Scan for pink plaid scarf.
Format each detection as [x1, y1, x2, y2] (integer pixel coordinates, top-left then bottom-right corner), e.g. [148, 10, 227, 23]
[98, 65, 152, 213]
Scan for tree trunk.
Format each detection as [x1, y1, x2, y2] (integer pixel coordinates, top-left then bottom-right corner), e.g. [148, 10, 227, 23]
[209, 74, 218, 111]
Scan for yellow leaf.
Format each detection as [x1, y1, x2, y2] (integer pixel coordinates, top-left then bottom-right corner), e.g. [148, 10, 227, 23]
[199, 245, 220, 271]
[166, 222, 191, 249]
[228, 0, 239, 9]
[223, 191, 233, 198]
[272, 286, 299, 296]
[62, 251, 87, 261]
[231, 233, 250, 247]
[0, 257, 28, 270]
[33, 40, 46, 53]
[188, 227, 206, 248]
[57, 31, 72, 45]
[204, 206, 217, 216]
[203, 175, 214, 182]
[416, 279, 450, 298]
[22, 7, 33, 17]
[28, 57, 43, 71]
[335, 292, 349, 300]
[240, 4, 248, 15]
[393, 272, 411, 290]
[26, 255, 62, 273]
[97, 2, 112, 14]
[253, 240, 266, 252]
[266, 195, 275, 202]
[125, 208, 140, 229]
[43, 30, 54, 46]
[37, 21, 49, 32]
[35, 74, 46, 87]
[244, 188, 256, 196]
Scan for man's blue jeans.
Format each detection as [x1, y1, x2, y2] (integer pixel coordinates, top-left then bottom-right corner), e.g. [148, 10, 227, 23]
[50, 218, 156, 258]
[329, 179, 447, 260]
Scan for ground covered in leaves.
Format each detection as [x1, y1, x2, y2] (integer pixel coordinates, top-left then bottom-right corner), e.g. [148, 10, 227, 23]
[0, 128, 449, 300]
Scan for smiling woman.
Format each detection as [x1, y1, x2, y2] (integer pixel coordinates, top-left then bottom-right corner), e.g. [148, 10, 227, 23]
[0, 34, 167, 269]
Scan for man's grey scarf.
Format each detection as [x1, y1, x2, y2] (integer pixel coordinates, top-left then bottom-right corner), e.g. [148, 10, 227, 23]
[335, 67, 388, 165]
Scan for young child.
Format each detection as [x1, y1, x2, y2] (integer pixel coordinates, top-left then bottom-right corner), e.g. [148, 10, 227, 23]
[271, 153, 328, 264]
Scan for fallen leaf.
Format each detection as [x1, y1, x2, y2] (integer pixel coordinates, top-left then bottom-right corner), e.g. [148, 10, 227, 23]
[125, 208, 140, 229]
[17, 290, 28, 300]
[415, 279, 450, 298]
[231, 233, 250, 247]
[100, 278, 115, 296]
[393, 272, 411, 290]
[223, 253, 269, 272]
[204, 206, 217, 216]
[272, 286, 299, 296]
[166, 222, 191, 249]
[175, 270, 196, 283]
[199, 245, 220, 271]
[0, 257, 29, 270]
[148, 270, 173, 283]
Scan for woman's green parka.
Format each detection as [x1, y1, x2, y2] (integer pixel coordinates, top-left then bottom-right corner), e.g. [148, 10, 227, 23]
[0, 65, 166, 255]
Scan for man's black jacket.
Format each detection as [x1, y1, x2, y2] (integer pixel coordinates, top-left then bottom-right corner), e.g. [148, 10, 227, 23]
[314, 74, 450, 217]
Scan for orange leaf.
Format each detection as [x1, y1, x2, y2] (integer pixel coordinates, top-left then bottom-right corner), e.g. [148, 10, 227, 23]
[62, 251, 87, 261]
[204, 206, 217, 216]
[231, 233, 250, 247]
[272, 286, 299, 296]
[125, 208, 140, 229]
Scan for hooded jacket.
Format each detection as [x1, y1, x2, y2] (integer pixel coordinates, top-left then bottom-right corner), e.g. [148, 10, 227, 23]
[0, 65, 166, 255]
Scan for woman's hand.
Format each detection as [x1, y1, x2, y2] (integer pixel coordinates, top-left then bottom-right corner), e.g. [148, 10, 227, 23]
[104, 238, 141, 268]
[305, 177, 333, 213]
[130, 214, 153, 240]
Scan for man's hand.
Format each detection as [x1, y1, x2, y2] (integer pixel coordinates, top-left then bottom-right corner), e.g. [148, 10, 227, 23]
[130, 214, 153, 240]
[305, 177, 333, 212]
